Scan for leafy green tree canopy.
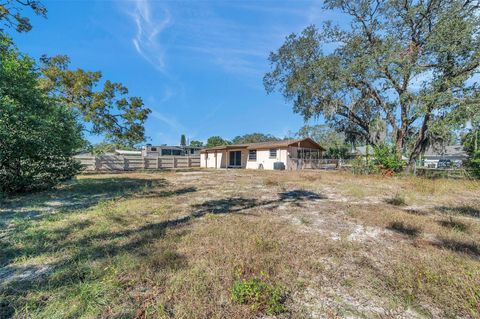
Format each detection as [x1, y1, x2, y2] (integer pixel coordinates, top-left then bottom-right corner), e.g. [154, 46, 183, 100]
[39, 55, 151, 147]
[265, 0, 480, 169]
[0, 37, 83, 193]
[180, 134, 186, 146]
[231, 133, 279, 144]
[88, 142, 137, 155]
[0, 0, 46, 33]
[206, 136, 230, 148]
[190, 140, 204, 147]
[297, 125, 350, 158]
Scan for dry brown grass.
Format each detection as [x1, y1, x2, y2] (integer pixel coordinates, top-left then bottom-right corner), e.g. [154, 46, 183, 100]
[1, 169, 479, 318]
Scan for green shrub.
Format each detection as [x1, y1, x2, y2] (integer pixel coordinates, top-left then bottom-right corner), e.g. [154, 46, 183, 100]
[467, 150, 480, 179]
[0, 37, 84, 193]
[373, 144, 405, 172]
[231, 278, 286, 315]
[351, 156, 378, 175]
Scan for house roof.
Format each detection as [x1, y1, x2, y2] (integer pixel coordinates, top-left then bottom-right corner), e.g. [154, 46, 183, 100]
[424, 145, 468, 158]
[144, 145, 203, 150]
[352, 146, 375, 156]
[201, 138, 325, 153]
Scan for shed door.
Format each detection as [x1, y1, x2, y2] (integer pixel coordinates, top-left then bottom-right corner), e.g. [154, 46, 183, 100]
[229, 151, 241, 167]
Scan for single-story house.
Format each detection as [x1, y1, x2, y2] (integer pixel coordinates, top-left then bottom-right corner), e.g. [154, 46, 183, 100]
[200, 138, 325, 170]
[142, 144, 203, 157]
[423, 145, 468, 168]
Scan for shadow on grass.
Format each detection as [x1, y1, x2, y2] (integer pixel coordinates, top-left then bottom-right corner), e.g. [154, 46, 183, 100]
[435, 206, 480, 219]
[432, 238, 480, 259]
[0, 177, 169, 227]
[279, 190, 327, 201]
[403, 208, 430, 216]
[141, 187, 197, 198]
[386, 221, 421, 237]
[0, 187, 324, 318]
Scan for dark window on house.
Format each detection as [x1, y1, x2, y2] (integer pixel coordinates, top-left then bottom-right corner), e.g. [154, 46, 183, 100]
[161, 149, 172, 156]
[229, 151, 242, 166]
[150, 147, 157, 151]
[248, 150, 257, 160]
[172, 150, 182, 156]
[269, 149, 277, 158]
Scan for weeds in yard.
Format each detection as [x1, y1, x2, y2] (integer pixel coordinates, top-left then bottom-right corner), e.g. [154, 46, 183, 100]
[231, 277, 287, 315]
[299, 173, 320, 182]
[385, 193, 407, 206]
[299, 216, 312, 225]
[254, 237, 280, 252]
[1, 170, 479, 318]
[437, 205, 480, 219]
[438, 218, 468, 233]
[344, 185, 366, 198]
[147, 249, 187, 271]
[383, 247, 480, 317]
[432, 238, 480, 259]
[264, 177, 280, 187]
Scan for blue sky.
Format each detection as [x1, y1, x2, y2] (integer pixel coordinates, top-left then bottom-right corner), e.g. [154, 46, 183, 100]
[13, 0, 339, 145]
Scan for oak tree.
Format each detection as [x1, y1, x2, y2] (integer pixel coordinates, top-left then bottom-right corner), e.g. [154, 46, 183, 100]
[0, 0, 46, 33]
[265, 0, 480, 169]
[39, 55, 151, 147]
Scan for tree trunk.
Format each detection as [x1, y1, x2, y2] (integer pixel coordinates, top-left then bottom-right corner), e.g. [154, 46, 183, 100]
[407, 108, 433, 173]
[406, 158, 417, 173]
[395, 129, 404, 157]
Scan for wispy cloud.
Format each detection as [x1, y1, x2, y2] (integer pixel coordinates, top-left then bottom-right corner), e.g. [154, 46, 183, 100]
[123, 0, 325, 79]
[150, 110, 186, 134]
[150, 110, 201, 144]
[165, 2, 329, 79]
[129, 0, 171, 71]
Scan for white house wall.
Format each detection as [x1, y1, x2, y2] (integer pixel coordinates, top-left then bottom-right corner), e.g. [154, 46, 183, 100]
[201, 151, 225, 168]
[245, 148, 288, 170]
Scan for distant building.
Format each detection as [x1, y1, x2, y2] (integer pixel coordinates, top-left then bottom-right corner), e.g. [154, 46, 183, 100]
[352, 145, 409, 161]
[114, 150, 142, 156]
[423, 145, 468, 168]
[351, 146, 375, 157]
[142, 144, 203, 157]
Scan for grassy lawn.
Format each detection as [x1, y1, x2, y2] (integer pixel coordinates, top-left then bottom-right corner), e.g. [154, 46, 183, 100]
[1, 169, 479, 318]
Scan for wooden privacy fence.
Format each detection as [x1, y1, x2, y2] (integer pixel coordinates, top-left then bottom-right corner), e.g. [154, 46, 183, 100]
[74, 155, 201, 171]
